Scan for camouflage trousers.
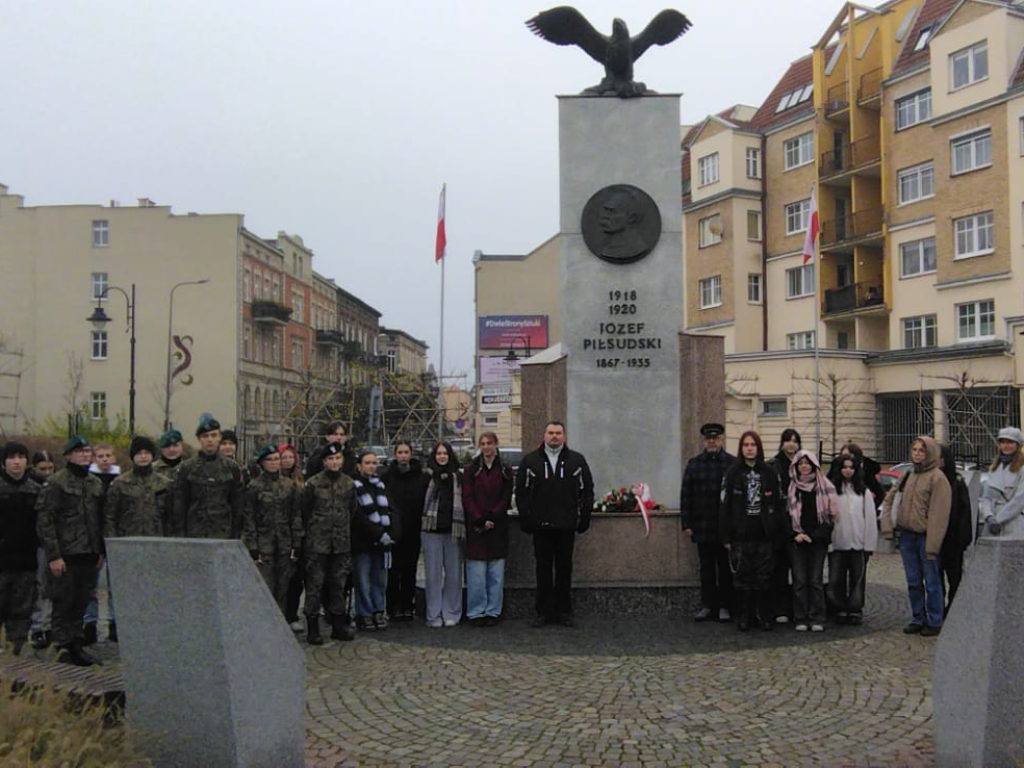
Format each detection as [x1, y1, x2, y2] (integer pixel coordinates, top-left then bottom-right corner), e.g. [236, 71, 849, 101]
[0, 569, 37, 644]
[49, 555, 100, 647]
[256, 552, 295, 616]
[304, 552, 351, 618]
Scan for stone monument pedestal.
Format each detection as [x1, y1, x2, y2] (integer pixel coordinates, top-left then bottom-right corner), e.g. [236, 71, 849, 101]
[934, 538, 1024, 767]
[106, 538, 305, 768]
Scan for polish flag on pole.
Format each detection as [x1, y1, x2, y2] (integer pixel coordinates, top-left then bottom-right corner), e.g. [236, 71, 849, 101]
[435, 184, 447, 263]
[802, 182, 819, 265]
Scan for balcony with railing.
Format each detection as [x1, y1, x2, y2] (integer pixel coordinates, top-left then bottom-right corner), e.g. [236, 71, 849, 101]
[251, 299, 293, 325]
[315, 329, 345, 347]
[820, 134, 881, 181]
[823, 281, 885, 316]
[820, 206, 884, 248]
[825, 81, 849, 119]
[858, 68, 882, 106]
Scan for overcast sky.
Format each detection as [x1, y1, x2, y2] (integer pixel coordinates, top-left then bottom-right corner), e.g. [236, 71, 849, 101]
[2, 0, 844, 386]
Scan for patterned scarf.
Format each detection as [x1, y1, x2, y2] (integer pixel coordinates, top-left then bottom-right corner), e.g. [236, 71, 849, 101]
[788, 449, 839, 531]
[422, 469, 465, 541]
[354, 474, 393, 568]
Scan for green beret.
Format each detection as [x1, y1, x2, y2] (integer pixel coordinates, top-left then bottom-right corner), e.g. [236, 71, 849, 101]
[62, 434, 90, 455]
[195, 412, 221, 436]
[254, 444, 279, 464]
[158, 429, 183, 448]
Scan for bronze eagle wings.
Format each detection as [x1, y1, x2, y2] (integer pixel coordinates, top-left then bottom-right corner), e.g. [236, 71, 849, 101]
[526, 6, 691, 98]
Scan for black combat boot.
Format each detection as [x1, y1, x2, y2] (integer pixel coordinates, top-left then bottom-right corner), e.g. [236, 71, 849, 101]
[331, 615, 354, 642]
[58, 643, 99, 667]
[107, 621, 118, 642]
[306, 616, 323, 646]
[82, 623, 98, 647]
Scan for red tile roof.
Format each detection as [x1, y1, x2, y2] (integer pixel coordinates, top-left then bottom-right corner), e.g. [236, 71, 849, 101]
[891, 0, 959, 75]
[749, 54, 815, 131]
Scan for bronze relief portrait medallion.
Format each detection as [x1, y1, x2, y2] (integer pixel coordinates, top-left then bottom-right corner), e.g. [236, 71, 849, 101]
[581, 184, 661, 264]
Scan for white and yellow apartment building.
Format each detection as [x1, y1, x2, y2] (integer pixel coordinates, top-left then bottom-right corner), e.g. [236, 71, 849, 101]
[0, 185, 404, 455]
[476, 0, 1024, 463]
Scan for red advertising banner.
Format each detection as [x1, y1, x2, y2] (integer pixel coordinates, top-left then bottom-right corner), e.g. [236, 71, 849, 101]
[478, 315, 549, 351]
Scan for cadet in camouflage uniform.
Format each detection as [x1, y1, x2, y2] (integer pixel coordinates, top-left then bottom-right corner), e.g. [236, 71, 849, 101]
[0, 442, 42, 655]
[243, 445, 301, 615]
[35, 435, 105, 666]
[170, 414, 243, 538]
[106, 435, 172, 537]
[153, 428, 185, 481]
[301, 442, 356, 644]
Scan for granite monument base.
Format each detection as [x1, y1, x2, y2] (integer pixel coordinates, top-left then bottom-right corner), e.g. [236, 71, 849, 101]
[934, 538, 1024, 767]
[106, 538, 305, 768]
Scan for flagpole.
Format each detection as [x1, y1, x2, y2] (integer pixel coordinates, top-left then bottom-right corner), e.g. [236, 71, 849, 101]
[435, 183, 447, 443]
[802, 182, 821, 454]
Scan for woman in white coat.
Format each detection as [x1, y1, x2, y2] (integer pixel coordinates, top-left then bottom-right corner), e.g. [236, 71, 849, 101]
[827, 454, 878, 625]
[980, 427, 1024, 538]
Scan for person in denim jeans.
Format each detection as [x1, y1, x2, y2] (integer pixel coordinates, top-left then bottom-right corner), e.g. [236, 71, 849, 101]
[786, 450, 839, 632]
[462, 433, 513, 626]
[882, 436, 951, 638]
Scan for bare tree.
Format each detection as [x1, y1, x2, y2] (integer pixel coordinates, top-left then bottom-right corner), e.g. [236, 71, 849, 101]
[63, 352, 86, 423]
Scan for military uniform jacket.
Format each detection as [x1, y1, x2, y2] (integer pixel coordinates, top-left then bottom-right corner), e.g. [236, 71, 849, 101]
[301, 471, 356, 555]
[153, 457, 184, 482]
[0, 471, 42, 571]
[35, 467, 104, 561]
[243, 472, 301, 556]
[170, 452, 243, 538]
[105, 467, 172, 538]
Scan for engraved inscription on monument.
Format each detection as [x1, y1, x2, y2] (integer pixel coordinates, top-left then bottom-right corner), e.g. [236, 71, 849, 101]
[580, 287, 666, 369]
[581, 185, 662, 264]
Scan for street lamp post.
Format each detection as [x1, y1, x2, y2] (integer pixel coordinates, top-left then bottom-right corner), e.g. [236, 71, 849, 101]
[87, 284, 137, 435]
[164, 279, 209, 430]
[504, 335, 532, 364]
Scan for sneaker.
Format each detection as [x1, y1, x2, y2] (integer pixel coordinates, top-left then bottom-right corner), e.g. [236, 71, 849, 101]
[903, 623, 924, 635]
[289, 619, 305, 632]
[356, 616, 376, 632]
[468, 617, 487, 627]
[484, 616, 500, 627]
[811, 624, 825, 633]
[717, 608, 731, 623]
[693, 606, 713, 622]
[920, 625, 941, 637]
[795, 623, 809, 632]
[774, 615, 790, 624]
[372, 612, 388, 631]
[443, 619, 459, 628]
[426, 619, 443, 628]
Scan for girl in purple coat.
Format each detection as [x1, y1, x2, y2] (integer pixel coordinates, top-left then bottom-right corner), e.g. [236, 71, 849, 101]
[462, 433, 514, 626]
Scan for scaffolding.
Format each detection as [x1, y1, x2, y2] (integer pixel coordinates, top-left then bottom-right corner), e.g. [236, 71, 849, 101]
[0, 340, 25, 437]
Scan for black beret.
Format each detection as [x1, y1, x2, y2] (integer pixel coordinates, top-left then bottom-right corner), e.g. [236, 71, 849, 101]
[323, 442, 342, 457]
[196, 412, 221, 436]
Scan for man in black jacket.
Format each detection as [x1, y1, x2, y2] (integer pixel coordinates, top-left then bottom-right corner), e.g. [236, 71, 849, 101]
[0, 442, 42, 655]
[380, 440, 429, 621]
[515, 421, 594, 627]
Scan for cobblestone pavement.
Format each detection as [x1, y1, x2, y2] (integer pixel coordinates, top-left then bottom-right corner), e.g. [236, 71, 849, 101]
[304, 552, 939, 768]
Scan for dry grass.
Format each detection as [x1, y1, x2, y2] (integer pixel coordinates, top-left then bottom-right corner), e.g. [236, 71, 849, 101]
[0, 678, 151, 767]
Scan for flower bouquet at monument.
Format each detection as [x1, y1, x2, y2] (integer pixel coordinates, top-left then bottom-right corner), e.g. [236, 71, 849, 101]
[593, 483, 662, 537]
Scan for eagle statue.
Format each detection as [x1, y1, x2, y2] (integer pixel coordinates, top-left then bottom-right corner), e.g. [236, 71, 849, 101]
[526, 6, 691, 98]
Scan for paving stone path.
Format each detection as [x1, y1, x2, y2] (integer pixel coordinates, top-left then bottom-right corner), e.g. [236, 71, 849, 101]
[303, 552, 939, 767]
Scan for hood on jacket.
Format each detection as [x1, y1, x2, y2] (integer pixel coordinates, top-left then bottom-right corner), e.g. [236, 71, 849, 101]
[912, 435, 942, 473]
[789, 449, 822, 478]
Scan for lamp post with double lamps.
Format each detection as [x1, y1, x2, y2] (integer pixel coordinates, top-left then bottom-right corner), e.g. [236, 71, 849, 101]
[87, 284, 137, 435]
[164, 279, 209, 430]
[504, 335, 532, 364]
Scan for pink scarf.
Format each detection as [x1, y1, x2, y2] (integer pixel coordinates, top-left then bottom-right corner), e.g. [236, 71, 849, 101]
[787, 449, 839, 532]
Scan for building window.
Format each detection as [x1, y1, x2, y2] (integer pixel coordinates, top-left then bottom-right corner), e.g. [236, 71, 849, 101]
[785, 199, 811, 235]
[913, 22, 937, 52]
[698, 214, 723, 247]
[747, 273, 762, 304]
[837, 331, 850, 349]
[697, 153, 719, 186]
[783, 132, 814, 170]
[957, 300, 995, 341]
[954, 211, 994, 258]
[90, 330, 108, 360]
[761, 398, 787, 416]
[243, 268, 252, 302]
[951, 130, 991, 174]
[270, 333, 279, 365]
[483, 415, 499, 427]
[897, 161, 934, 204]
[902, 315, 938, 349]
[271, 279, 280, 301]
[895, 89, 931, 130]
[746, 148, 761, 178]
[244, 325, 251, 359]
[90, 392, 107, 420]
[91, 220, 109, 247]
[900, 237, 937, 277]
[747, 210, 761, 241]
[950, 41, 988, 90]
[91, 272, 108, 300]
[291, 337, 303, 370]
[787, 331, 816, 350]
[699, 276, 722, 309]
[387, 349, 397, 373]
[292, 291, 304, 324]
[786, 264, 814, 298]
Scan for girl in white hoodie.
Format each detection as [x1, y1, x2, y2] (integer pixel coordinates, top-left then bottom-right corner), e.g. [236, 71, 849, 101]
[827, 454, 878, 625]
